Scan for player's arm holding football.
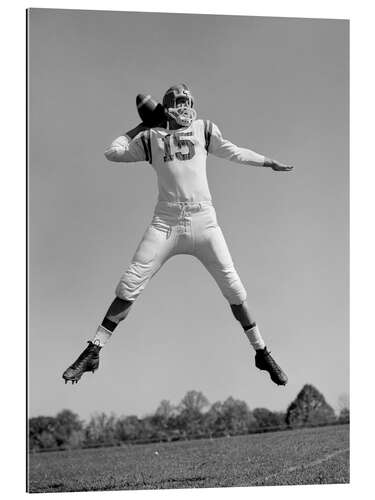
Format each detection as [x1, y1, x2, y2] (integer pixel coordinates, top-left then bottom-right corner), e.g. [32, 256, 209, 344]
[104, 122, 150, 163]
[208, 122, 293, 171]
[105, 94, 168, 163]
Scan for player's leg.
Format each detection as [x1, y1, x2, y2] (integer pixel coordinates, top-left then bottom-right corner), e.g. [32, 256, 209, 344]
[102, 297, 133, 331]
[230, 301, 264, 349]
[230, 299, 287, 385]
[62, 298, 134, 384]
[194, 224, 263, 344]
[194, 222, 287, 386]
[63, 223, 175, 383]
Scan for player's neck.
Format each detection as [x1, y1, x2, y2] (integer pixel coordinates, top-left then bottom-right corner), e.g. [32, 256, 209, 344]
[167, 120, 191, 131]
[168, 121, 183, 131]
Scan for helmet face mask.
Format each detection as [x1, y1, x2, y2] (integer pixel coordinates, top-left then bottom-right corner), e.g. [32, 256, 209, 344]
[162, 84, 197, 127]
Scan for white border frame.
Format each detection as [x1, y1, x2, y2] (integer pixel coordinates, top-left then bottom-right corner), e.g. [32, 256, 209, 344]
[2, 1, 373, 499]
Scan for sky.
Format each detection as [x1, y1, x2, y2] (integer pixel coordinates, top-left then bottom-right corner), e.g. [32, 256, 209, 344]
[28, 8, 349, 421]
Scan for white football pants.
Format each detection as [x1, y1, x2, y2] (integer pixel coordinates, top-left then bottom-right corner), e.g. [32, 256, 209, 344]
[115, 201, 247, 305]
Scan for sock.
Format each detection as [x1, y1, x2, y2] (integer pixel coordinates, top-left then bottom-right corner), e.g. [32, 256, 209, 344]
[244, 324, 266, 351]
[242, 322, 256, 331]
[91, 325, 112, 347]
[102, 317, 118, 332]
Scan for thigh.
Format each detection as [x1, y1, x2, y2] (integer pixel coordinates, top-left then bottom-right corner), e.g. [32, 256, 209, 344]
[195, 224, 234, 268]
[132, 224, 171, 266]
[116, 224, 175, 301]
[194, 225, 247, 304]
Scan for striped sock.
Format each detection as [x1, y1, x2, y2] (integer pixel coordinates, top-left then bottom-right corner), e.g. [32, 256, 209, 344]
[91, 325, 112, 347]
[244, 324, 266, 351]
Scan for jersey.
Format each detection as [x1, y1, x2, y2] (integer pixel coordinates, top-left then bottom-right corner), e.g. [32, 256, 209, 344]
[104, 119, 266, 203]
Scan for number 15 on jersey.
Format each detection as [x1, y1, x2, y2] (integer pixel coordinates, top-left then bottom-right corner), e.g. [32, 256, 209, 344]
[162, 132, 196, 162]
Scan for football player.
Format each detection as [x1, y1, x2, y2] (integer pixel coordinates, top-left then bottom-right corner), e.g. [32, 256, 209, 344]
[63, 84, 293, 386]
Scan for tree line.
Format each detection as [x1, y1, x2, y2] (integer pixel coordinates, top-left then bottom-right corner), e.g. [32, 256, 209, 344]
[29, 384, 349, 452]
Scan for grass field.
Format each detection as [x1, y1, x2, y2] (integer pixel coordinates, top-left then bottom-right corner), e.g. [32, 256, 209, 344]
[28, 424, 349, 492]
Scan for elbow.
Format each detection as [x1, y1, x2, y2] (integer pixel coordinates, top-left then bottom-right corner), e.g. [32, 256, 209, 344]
[104, 148, 122, 162]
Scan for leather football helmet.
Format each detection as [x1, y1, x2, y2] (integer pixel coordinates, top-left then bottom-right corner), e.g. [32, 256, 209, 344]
[162, 84, 197, 127]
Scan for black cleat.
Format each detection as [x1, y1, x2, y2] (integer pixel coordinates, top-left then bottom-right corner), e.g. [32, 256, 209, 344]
[255, 347, 288, 386]
[62, 341, 101, 384]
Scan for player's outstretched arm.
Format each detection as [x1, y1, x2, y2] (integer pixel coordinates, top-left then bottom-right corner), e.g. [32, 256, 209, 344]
[104, 122, 150, 163]
[207, 121, 293, 171]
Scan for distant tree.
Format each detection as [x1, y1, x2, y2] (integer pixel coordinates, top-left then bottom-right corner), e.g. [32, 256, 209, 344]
[273, 411, 287, 429]
[221, 397, 256, 435]
[176, 390, 210, 438]
[54, 410, 84, 448]
[138, 415, 162, 442]
[115, 415, 141, 443]
[150, 400, 176, 441]
[155, 400, 175, 420]
[29, 416, 58, 451]
[337, 393, 350, 424]
[37, 430, 58, 450]
[253, 408, 285, 431]
[337, 393, 350, 423]
[286, 384, 336, 428]
[204, 401, 226, 437]
[178, 390, 210, 414]
[85, 412, 118, 446]
[29, 416, 56, 437]
[338, 407, 350, 424]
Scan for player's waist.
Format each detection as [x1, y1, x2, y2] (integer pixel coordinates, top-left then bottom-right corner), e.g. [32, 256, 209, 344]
[156, 200, 212, 209]
[154, 200, 214, 219]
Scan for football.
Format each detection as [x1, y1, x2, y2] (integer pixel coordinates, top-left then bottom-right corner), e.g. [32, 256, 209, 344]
[136, 94, 167, 127]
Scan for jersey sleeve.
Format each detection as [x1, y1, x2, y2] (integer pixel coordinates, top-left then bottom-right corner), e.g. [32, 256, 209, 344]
[104, 132, 150, 163]
[204, 121, 265, 167]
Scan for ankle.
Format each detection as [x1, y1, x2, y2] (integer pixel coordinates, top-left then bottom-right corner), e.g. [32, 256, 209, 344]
[91, 325, 112, 347]
[244, 324, 266, 351]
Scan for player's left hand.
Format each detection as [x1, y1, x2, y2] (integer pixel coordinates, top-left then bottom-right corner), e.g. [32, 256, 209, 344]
[271, 162, 294, 172]
[264, 159, 294, 171]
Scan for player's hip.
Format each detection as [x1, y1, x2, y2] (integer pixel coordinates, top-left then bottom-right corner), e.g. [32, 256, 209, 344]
[152, 200, 217, 229]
